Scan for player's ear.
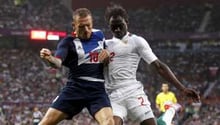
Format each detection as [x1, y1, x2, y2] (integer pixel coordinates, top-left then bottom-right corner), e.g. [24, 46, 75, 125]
[126, 20, 129, 24]
[72, 22, 75, 27]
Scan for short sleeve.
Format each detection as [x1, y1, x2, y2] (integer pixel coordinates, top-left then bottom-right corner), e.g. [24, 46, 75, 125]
[171, 92, 177, 103]
[55, 37, 71, 62]
[136, 36, 158, 64]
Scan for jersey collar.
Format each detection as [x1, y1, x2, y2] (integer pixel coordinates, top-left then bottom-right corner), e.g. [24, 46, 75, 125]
[113, 32, 129, 43]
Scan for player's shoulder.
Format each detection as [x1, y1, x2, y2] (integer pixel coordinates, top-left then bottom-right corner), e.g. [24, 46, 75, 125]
[92, 29, 104, 40]
[168, 91, 176, 96]
[156, 92, 164, 97]
[129, 33, 149, 47]
[129, 33, 146, 41]
[104, 38, 115, 47]
[59, 35, 75, 44]
[63, 35, 75, 41]
[92, 28, 103, 34]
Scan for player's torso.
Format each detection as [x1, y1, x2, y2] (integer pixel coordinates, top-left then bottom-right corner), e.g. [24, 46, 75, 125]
[105, 34, 141, 89]
[73, 36, 104, 65]
[63, 30, 105, 82]
[157, 92, 176, 111]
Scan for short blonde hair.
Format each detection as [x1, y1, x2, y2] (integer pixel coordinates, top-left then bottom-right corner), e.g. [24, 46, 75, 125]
[73, 8, 92, 21]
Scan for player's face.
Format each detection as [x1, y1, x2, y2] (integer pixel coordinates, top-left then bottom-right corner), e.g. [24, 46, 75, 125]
[74, 15, 93, 40]
[109, 16, 128, 39]
[162, 84, 169, 92]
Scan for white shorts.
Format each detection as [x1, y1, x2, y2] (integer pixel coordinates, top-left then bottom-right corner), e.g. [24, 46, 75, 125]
[109, 84, 155, 123]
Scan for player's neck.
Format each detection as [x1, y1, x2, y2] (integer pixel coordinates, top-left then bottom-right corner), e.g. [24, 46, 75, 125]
[163, 91, 169, 94]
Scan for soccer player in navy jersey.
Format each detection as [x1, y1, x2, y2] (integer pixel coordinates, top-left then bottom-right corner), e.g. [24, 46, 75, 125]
[39, 8, 114, 125]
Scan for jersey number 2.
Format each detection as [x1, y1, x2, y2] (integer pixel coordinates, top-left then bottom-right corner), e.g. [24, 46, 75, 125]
[138, 97, 146, 106]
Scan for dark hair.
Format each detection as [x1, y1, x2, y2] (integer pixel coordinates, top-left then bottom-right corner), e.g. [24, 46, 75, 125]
[105, 4, 128, 24]
[73, 8, 92, 20]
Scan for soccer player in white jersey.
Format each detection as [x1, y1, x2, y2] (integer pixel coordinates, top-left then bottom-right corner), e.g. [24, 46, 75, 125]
[102, 4, 200, 125]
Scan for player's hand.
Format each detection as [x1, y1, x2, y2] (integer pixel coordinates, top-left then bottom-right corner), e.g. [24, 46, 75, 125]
[40, 48, 52, 61]
[182, 88, 200, 103]
[98, 49, 110, 65]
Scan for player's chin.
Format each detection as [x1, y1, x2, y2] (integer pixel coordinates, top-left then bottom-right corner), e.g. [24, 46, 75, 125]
[114, 34, 123, 39]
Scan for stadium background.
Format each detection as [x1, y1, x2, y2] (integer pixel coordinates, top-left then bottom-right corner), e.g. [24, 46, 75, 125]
[0, 0, 219, 124]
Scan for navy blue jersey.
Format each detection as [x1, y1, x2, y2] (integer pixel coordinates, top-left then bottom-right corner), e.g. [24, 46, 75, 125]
[52, 30, 111, 118]
[55, 29, 105, 82]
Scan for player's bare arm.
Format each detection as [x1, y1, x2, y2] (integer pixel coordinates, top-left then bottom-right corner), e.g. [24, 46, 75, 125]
[40, 48, 62, 68]
[150, 59, 200, 102]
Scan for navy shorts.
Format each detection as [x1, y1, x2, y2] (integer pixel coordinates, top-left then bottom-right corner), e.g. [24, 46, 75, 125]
[51, 79, 111, 119]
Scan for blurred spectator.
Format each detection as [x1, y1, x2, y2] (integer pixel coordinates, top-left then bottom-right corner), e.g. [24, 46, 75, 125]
[32, 106, 43, 125]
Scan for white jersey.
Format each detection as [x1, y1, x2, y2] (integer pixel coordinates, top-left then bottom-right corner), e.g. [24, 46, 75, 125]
[104, 33, 158, 122]
[105, 32, 157, 91]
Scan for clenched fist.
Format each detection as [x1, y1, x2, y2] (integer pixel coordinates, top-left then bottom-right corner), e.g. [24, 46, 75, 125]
[182, 88, 200, 103]
[98, 49, 110, 65]
[40, 48, 52, 60]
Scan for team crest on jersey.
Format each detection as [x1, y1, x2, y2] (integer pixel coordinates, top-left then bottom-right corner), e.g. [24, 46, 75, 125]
[72, 39, 105, 65]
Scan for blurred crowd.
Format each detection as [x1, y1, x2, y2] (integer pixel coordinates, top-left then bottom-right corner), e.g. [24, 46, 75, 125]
[1, 1, 220, 34]
[0, 0, 220, 125]
[0, 0, 71, 31]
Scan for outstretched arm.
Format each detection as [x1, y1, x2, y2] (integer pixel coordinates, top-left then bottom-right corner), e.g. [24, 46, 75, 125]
[40, 48, 62, 68]
[150, 59, 200, 102]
